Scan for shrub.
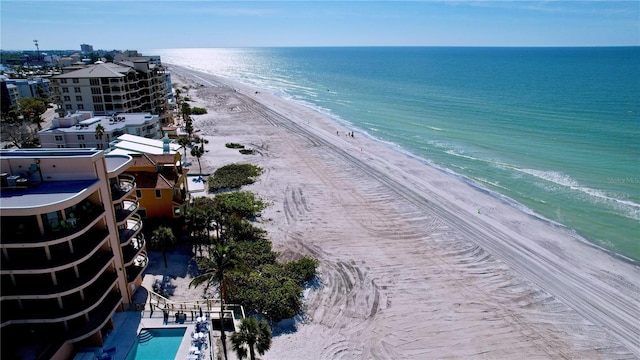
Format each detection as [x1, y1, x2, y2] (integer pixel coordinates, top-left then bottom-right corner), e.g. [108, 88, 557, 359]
[284, 256, 319, 284]
[208, 163, 263, 191]
[213, 191, 267, 220]
[227, 239, 319, 322]
[191, 107, 208, 115]
[239, 149, 255, 155]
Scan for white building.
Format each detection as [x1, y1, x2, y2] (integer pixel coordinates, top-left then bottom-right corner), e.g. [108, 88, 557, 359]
[39, 112, 161, 149]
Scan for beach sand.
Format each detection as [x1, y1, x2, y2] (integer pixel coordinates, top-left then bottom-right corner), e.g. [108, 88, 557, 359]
[153, 64, 640, 359]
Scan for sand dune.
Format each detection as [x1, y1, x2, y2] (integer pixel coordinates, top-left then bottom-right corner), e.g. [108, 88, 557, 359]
[167, 65, 639, 359]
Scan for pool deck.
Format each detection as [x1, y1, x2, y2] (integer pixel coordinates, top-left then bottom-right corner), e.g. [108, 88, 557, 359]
[87, 310, 222, 360]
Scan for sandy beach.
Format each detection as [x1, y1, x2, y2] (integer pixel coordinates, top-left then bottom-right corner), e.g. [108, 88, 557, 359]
[156, 64, 640, 359]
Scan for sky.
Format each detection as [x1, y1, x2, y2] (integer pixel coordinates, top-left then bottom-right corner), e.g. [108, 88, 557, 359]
[1, 1, 638, 50]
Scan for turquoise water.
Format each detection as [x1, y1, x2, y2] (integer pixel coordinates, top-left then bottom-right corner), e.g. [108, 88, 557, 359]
[124, 327, 186, 360]
[151, 47, 640, 262]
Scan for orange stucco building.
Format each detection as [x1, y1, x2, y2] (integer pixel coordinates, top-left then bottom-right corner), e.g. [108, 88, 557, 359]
[126, 153, 189, 220]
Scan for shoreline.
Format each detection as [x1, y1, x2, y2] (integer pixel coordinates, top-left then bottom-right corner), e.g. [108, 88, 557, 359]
[164, 63, 640, 358]
[174, 63, 639, 266]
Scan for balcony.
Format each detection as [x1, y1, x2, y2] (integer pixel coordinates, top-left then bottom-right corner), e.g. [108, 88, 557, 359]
[122, 235, 145, 266]
[126, 252, 148, 283]
[114, 196, 138, 223]
[111, 174, 136, 202]
[2, 206, 105, 248]
[0, 272, 118, 326]
[1, 228, 109, 273]
[65, 291, 122, 343]
[119, 214, 143, 245]
[1, 251, 114, 299]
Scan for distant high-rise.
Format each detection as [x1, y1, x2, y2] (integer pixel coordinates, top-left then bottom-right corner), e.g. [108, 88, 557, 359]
[80, 44, 94, 53]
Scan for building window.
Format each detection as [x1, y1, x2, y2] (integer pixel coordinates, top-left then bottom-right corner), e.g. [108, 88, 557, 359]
[62, 87, 69, 93]
[155, 189, 162, 198]
[72, 78, 79, 83]
[63, 96, 70, 101]
[79, 144, 86, 148]
[95, 104, 104, 112]
[78, 104, 84, 110]
[92, 96, 102, 103]
[74, 87, 81, 93]
[60, 79, 67, 84]
[54, 135, 63, 141]
[91, 87, 101, 94]
[136, 190, 142, 198]
[77, 135, 84, 140]
[173, 207, 181, 217]
[65, 104, 72, 110]
[57, 145, 64, 148]
[90, 79, 100, 86]
[76, 96, 82, 101]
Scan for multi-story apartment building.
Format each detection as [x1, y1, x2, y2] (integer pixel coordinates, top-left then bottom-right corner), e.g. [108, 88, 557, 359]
[113, 50, 162, 66]
[0, 81, 21, 112]
[50, 59, 170, 124]
[0, 76, 52, 109]
[38, 111, 161, 150]
[80, 44, 94, 53]
[0, 148, 147, 360]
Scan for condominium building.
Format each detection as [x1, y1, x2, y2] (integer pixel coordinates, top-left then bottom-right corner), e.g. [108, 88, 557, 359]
[0, 76, 52, 109]
[0, 149, 147, 360]
[1, 81, 20, 112]
[50, 59, 170, 124]
[80, 44, 94, 53]
[39, 111, 161, 150]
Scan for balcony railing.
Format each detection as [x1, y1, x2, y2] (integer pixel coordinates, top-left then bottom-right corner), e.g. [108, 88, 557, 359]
[126, 252, 148, 283]
[65, 292, 122, 343]
[1, 205, 105, 246]
[111, 174, 136, 202]
[0, 273, 118, 326]
[115, 196, 139, 223]
[1, 251, 113, 299]
[122, 235, 146, 266]
[1, 229, 109, 273]
[119, 214, 143, 245]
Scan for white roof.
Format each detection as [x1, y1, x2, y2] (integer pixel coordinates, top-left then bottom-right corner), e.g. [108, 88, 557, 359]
[109, 134, 180, 155]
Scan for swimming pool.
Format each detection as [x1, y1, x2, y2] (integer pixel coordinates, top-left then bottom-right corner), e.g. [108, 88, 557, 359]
[125, 327, 186, 360]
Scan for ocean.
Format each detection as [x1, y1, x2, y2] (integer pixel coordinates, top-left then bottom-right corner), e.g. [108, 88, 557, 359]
[150, 47, 640, 262]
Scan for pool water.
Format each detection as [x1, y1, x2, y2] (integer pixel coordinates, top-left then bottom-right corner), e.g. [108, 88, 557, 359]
[125, 327, 186, 360]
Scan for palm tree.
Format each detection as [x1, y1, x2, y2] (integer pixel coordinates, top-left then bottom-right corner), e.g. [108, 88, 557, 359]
[230, 317, 272, 360]
[95, 124, 105, 147]
[189, 244, 242, 360]
[177, 136, 191, 165]
[151, 226, 176, 268]
[191, 144, 204, 176]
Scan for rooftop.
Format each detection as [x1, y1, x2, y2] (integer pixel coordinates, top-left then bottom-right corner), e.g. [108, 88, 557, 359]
[40, 113, 159, 135]
[0, 148, 101, 159]
[0, 179, 98, 210]
[107, 134, 180, 156]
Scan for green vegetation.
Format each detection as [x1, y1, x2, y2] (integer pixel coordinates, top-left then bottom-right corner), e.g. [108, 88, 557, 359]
[208, 163, 263, 191]
[213, 191, 267, 220]
[239, 149, 256, 155]
[191, 107, 208, 115]
[230, 316, 272, 360]
[187, 187, 319, 327]
[225, 143, 245, 149]
[150, 226, 176, 268]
